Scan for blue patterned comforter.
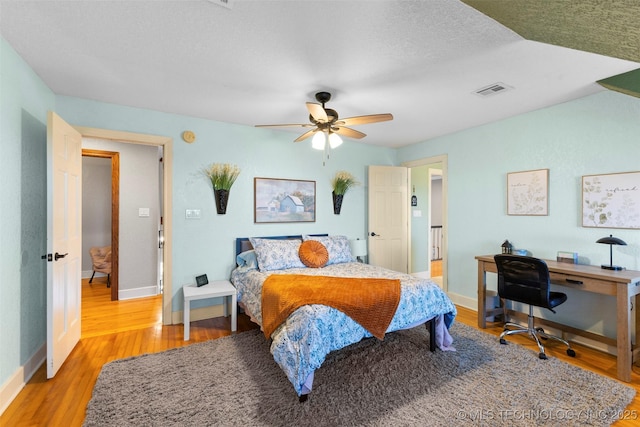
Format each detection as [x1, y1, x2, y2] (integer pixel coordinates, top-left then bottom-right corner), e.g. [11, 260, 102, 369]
[231, 262, 457, 396]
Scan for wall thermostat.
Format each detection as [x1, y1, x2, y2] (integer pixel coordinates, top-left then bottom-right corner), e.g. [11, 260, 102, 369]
[195, 274, 208, 287]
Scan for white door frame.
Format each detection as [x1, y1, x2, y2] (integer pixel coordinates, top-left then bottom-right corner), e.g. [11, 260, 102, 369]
[74, 126, 173, 324]
[402, 155, 448, 291]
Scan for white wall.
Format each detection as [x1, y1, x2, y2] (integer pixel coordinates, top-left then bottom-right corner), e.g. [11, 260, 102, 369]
[82, 156, 111, 274]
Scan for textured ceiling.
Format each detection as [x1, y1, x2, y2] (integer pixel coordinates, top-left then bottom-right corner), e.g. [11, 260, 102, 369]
[1, 0, 638, 148]
[462, 0, 640, 63]
[462, 0, 640, 99]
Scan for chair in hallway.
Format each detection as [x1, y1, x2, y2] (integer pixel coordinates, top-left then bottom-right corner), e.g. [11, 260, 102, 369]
[89, 246, 112, 288]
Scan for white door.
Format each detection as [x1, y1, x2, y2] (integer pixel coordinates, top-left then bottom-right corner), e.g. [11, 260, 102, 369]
[368, 165, 408, 272]
[46, 111, 82, 378]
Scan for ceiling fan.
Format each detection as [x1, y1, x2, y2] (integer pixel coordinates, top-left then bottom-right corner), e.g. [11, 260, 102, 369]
[255, 91, 393, 149]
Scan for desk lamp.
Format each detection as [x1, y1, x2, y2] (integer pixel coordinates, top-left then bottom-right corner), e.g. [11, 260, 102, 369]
[596, 234, 627, 270]
[349, 238, 367, 263]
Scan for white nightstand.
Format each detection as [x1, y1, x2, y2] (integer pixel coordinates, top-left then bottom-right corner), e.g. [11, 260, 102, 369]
[183, 280, 237, 340]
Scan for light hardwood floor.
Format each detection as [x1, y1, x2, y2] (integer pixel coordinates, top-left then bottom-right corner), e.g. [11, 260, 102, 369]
[431, 259, 442, 277]
[2, 278, 639, 426]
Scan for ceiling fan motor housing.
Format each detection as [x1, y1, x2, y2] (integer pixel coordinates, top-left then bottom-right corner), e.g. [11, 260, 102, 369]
[309, 108, 338, 126]
[315, 91, 332, 104]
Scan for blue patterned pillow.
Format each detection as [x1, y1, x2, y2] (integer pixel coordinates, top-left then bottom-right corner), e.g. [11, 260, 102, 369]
[236, 250, 258, 269]
[303, 235, 353, 265]
[249, 238, 305, 272]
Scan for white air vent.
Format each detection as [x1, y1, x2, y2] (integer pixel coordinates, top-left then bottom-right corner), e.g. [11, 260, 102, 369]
[207, 0, 234, 10]
[474, 82, 512, 97]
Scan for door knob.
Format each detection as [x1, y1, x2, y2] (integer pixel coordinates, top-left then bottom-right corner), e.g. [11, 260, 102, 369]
[54, 252, 68, 261]
[370, 232, 380, 237]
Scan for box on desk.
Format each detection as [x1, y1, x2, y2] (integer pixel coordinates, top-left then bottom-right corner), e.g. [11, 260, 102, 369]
[557, 251, 578, 264]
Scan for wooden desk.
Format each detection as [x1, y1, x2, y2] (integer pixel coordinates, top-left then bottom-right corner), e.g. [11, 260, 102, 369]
[476, 254, 640, 382]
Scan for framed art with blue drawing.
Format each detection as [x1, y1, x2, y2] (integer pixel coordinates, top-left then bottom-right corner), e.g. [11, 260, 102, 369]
[254, 177, 316, 223]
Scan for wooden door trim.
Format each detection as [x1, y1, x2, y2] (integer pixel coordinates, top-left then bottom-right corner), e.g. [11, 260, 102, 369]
[82, 149, 120, 301]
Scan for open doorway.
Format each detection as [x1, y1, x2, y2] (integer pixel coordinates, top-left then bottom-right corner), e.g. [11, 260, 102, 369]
[82, 150, 119, 300]
[74, 125, 172, 326]
[404, 155, 448, 291]
[428, 168, 443, 287]
[82, 141, 162, 304]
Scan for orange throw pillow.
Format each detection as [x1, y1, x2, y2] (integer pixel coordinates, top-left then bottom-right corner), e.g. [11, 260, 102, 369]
[299, 240, 329, 268]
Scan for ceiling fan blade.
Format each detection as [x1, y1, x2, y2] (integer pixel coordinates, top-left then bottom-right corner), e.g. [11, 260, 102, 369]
[336, 113, 393, 127]
[294, 128, 319, 142]
[333, 126, 366, 139]
[255, 123, 313, 128]
[306, 102, 328, 123]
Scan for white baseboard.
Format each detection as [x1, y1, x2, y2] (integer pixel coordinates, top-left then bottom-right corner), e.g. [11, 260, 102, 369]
[447, 291, 476, 311]
[0, 343, 45, 416]
[118, 285, 158, 300]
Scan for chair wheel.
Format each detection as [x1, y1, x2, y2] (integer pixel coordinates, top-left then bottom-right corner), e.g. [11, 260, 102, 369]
[535, 327, 547, 339]
[499, 338, 507, 345]
[538, 352, 548, 360]
[567, 349, 576, 357]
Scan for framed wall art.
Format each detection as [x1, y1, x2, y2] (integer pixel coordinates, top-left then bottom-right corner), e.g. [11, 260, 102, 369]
[507, 169, 549, 216]
[582, 171, 640, 229]
[254, 177, 316, 223]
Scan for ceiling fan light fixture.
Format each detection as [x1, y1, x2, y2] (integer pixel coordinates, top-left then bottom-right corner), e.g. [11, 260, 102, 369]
[311, 132, 326, 150]
[329, 132, 343, 148]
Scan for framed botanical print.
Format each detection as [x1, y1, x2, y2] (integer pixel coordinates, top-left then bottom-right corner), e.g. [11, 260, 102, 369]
[507, 169, 549, 216]
[582, 171, 640, 229]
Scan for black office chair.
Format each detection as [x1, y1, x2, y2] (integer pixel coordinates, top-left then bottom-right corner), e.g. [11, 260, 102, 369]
[494, 254, 576, 360]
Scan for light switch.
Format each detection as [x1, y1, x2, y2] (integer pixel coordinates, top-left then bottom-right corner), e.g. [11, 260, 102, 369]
[185, 209, 201, 219]
[139, 208, 150, 217]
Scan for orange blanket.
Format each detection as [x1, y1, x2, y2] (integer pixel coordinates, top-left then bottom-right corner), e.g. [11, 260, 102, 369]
[261, 274, 401, 340]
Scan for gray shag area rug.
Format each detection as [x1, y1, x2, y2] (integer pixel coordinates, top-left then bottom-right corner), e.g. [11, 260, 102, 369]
[84, 323, 635, 426]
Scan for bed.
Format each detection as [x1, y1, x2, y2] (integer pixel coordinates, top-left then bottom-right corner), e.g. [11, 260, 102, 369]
[230, 234, 457, 400]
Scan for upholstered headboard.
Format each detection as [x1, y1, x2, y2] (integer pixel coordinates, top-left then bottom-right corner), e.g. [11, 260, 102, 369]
[235, 234, 328, 257]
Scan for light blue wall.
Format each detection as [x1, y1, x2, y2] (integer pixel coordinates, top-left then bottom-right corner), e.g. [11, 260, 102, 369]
[410, 165, 429, 273]
[0, 38, 55, 387]
[54, 96, 397, 312]
[398, 90, 640, 338]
